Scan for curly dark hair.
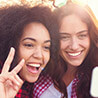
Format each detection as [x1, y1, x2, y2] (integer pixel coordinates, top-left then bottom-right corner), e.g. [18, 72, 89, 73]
[53, 2, 98, 98]
[0, 5, 60, 77]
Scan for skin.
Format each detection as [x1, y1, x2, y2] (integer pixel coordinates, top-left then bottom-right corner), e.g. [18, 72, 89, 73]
[59, 14, 90, 86]
[18, 22, 51, 83]
[0, 22, 51, 98]
[0, 48, 24, 98]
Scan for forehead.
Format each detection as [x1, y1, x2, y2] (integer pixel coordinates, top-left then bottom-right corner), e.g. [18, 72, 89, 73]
[60, 14, 88, 34]
[21, 22, 50, 40]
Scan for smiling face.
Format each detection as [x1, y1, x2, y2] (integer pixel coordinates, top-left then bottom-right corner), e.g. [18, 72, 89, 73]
[59, 14, 90, 67]
[18, 22, 51, 83]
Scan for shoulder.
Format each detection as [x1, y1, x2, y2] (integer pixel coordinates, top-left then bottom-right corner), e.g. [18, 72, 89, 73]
[33, 74, 54, 97]
[40, 83, 62, 98]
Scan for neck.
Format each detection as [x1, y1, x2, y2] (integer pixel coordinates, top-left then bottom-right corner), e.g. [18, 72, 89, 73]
[63, 64, 77, 86]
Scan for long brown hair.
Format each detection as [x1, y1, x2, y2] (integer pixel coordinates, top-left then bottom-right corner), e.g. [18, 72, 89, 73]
[53, 2, 98, 98]
[0, 5, 60, 77]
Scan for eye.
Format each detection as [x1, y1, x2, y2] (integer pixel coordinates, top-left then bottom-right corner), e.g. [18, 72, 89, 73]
[78, 34, 88, 39]
[60, 35, 70, 41]
[23, 43, 34, 48]
[43, 46, 50, 51]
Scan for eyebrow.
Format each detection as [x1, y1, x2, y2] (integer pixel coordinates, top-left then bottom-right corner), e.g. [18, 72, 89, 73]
[59, 32, 70, 35]
[22, 37, 51, 43]
[77, 30, 88, 34]
[59, 30, 88, 35]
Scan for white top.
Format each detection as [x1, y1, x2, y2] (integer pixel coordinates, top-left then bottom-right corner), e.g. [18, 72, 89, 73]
[40, 81, 73, 98]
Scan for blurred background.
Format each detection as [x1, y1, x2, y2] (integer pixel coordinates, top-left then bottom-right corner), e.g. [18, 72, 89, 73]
[0, 0, 98, 19]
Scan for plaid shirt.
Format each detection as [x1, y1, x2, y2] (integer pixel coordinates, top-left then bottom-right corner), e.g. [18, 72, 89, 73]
[16, 75, 53, 98]
[16, 75, 79, 98]
[15, 81, 34, 98]
[71, 76, 79, 98]
[33, 75, 53, 98]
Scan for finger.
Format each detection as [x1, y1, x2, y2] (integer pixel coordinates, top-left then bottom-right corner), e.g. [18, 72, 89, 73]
[0, 82, 5, 98]
[2, 47, 15, 73]
[13, 75, 24, 90]
[15, 74, 24, 85]
[10, 73, 24, 86]
[6, 76, 20, 87]
[0, 72, 15, 83]
[5, 77, 21, 91]
[11, 59, 25, 74]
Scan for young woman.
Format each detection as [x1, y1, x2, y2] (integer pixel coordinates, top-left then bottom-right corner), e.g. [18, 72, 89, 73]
[53, 2, 98, 98]
[0, 5, 59, 98]
[39, 2, 98, 98]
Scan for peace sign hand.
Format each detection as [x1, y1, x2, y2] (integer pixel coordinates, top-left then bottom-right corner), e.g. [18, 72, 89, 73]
[0, 47, 25, 98]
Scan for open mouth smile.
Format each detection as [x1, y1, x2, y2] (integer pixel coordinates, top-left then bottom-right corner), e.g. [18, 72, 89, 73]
[26, 63, 41, 74]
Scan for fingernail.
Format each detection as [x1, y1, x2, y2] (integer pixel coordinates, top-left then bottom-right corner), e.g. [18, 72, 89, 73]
[10, 47, 15, 52]
[21, 59, 25, 63]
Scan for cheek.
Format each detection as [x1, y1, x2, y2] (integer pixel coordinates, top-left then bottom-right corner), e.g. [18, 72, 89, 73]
[60, 40, 68, 50]
[18, 47, 31, 61]
[83, 38, 90, 50]
[44, 52, 50, 65]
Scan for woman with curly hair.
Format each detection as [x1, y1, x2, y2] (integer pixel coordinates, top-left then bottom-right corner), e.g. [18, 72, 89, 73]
[0, 5, 59, 98]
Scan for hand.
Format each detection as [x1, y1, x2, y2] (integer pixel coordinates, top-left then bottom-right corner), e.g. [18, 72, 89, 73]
[0, 47, 25, 98]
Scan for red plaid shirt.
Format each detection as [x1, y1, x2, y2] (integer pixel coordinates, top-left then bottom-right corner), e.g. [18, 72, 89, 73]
[16, 75, 79, 98]
[71, 76, 79, 98]
[16, 75, 53, 98]
[33, 75, 53, 98]
[15, 81, 34, 98]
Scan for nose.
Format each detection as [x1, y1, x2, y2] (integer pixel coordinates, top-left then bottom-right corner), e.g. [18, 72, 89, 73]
[33, 47, 43, 59]
[69, 37, 79, 50]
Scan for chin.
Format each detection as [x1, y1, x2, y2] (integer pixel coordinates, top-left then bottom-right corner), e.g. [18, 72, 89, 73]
[27, 77, 39, 83]
[72, 63, 81, 66]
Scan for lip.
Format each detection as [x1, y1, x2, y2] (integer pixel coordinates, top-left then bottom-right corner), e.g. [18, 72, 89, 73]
[27, 62, 42, 65]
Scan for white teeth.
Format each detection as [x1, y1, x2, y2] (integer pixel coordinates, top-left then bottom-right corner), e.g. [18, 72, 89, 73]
[68, 52, 81, 56]
[28, 64, 40, 67]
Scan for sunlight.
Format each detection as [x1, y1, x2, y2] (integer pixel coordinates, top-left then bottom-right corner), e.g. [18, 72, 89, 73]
[88, 0, 98, 19]
[54, 0, 98, 19]
[73, 0, 98, 19]
[0, 0, 98, 19]
[54, 0, 67, 7]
